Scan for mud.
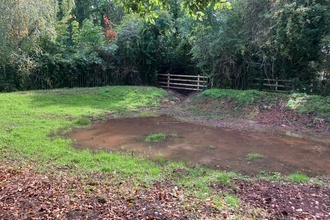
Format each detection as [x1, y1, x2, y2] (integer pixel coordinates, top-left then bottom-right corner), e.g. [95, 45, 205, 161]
[68, 115, 330, 176]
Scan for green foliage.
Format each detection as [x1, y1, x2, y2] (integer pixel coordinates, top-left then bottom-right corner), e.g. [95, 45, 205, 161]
[144, 133, 167, 143]
[0, 0, 59, 90]
[261, 0, 330, 82]
[189, 0, 330, 93]
[246, 153, 264, 161]
[225, 194, 240, 207]
[212, 196, 223, 209]
[286, 93, 330, 117]
[117, 0, 231, 18]
[217, 172, 230, 185]
[1, 0, 330, 95]
[98, 86, 166, 110]
[114, 10, 175, 85]
[289, 173, 309, 183]
[190, 0, 253, 89]
[74, 118, 91, 126]
[170, 133, 180, 138]
[195, 89, 330, 122]
[72, 19, 104, 47]
[201, 89, 259, 104]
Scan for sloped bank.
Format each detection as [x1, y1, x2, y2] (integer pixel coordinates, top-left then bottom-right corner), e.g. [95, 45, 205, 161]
[162, 89, 330, 143]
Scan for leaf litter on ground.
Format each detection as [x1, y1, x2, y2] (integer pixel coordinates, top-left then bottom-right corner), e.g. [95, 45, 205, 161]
[1, 162, 330, 219]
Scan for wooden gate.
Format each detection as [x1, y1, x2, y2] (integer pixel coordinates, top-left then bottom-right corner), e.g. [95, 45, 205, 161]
[157, 73, 208, 91]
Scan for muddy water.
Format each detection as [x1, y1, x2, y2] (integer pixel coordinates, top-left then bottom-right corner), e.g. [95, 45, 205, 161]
[68, 115, 330, 176]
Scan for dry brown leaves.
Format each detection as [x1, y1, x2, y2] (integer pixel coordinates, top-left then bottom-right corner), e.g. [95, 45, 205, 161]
[0, 165, 219, 219]
[215, 179, 330, 220]
[2, 163, 330, 220]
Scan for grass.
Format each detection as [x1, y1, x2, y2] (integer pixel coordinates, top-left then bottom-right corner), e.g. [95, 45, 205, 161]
[200, 89, 282, 105]
[74, 117, 91, 125]
[209, 145, 216, 149]
[0, 86, 166, 178]
[199, 88, 330, 119]
[143, 133, 181, 143]
[170, 133, 181, 138]
[289, 173, 309, 183]
[144, 133, 167, 143]
[246, 153, 264, 161]
[286, 93, 330, 117]
[225, 194, 241, 207]
[217, 172, 231, 184]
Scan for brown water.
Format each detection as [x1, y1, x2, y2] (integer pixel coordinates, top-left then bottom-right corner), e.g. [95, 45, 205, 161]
[68, 115, 330, 176]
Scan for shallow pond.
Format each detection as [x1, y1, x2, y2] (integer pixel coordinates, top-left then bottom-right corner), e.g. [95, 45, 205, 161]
[68, 115, 330, 176]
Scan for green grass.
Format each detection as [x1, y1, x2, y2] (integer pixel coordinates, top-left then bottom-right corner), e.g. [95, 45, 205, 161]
[74, 117, 91, 125]
[209, 145, 216, 149]
[289, 173, 309, 183]
[201, 89, 278, 105]
[200, 89, 330, 118]
[0, 86, 166, 178]
[144, 133, 167, 143]
[286, 93, 330, 117]
[217, 172, 231, 185]
[246, 153, 264, 161]
[143, 133, 181, 143]
[225, 194, 241, 207]
[170, 133, 181, 138]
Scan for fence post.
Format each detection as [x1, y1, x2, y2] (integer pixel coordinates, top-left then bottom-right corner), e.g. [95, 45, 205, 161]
[258, 77, 264, 91]
[275, 77, 278, 91]
[197, 75, 200, 91]
[167, 73, 170, 89]
[292, 78, 296, 93]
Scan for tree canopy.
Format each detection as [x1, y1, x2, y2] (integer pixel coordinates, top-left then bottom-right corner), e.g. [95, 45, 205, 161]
[0, 0, 329, 94]
[118, 0, 232, 16]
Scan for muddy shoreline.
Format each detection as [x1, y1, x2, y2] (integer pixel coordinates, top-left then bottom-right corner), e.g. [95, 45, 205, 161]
[68, 95, 330, 176]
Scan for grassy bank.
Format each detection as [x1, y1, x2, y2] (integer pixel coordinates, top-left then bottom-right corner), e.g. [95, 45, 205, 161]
[199, 89, 330, 118]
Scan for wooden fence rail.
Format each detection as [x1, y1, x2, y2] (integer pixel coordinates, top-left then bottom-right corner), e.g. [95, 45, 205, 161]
[158, 73, 208, 91]
[251, 78, 295, 93]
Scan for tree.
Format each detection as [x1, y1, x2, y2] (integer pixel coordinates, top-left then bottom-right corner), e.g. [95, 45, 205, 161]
[117, 0, 232, 18]
[189, 0, 256, 89]
[257, 0, 330, 92]
[0, 0, 58, 90]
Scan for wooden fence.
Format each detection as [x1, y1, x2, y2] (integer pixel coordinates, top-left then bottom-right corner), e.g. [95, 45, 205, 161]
[158, 73, 208, 91]
[251, 78, 295, 93]
[29, 72, 114, 90]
